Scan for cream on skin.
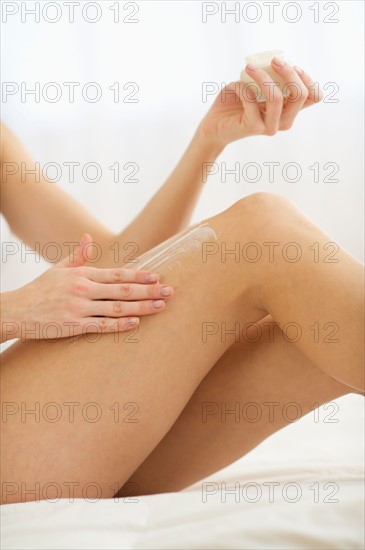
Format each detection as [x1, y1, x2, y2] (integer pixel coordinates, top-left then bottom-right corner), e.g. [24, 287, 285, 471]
[6, 55, 360, 507]
[124, 223, 218, 273]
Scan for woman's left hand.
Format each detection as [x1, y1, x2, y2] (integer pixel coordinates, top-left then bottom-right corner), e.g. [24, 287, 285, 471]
[198, 57, 324, 150]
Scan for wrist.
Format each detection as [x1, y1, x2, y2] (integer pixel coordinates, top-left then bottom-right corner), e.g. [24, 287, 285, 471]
[193, 124, 225, 160]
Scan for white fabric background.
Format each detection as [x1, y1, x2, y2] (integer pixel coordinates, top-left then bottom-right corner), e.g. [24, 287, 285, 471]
[1, 1, 364, 536]
[1, 0, 364, 291]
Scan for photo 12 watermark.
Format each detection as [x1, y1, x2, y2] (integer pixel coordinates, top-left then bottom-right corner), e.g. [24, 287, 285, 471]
[201, 240, 340, 264]
[1, 81, 140, 104]
[201, 161, 340, 184]
[1, 319, 141, 343]
[1, 240, 141, 264]
[201, 319, 340, 344]
[1, 479, 141, 503]
[2, 400, 140, 424]
[201, 2, 340, 24]
[1, 1, 140, 24]
[201, 400, 340, 424]
[201, 80, 339, 104]
[201, 480, 340, 503]
[1, 160, 140, 184]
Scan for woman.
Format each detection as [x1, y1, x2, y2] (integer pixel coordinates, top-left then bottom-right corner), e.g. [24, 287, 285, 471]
[1, 58, 363, 504]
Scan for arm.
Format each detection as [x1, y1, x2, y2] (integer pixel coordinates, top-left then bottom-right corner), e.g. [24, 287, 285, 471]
[0, 124, 115, 261]
[115, 129, 223, 256]
[0, 122, 220, 263]
[1, 60, 321, 342]
[1, 61, 321, 266]
[99, 62, 323, 264]
[0, 235, 172, 343]
[0, 122, 219, 262]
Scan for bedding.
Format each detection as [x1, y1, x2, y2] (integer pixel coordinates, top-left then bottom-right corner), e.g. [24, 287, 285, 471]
[1, 395, 364, 550]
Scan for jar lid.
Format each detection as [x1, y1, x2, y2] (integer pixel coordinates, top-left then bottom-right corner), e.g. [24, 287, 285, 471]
[245, 49, 285, 67]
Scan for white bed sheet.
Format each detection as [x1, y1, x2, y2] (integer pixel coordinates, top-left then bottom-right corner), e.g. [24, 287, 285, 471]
[1, 396, 364, 550]
[1, 461, 363, 550]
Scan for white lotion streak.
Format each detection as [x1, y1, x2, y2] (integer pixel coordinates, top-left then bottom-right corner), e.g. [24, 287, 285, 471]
[125, 223, 218, 273]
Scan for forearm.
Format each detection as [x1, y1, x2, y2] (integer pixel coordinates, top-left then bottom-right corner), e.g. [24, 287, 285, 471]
[2, 122, 221, 267]
[112, 128, 223, 258]
[1, 123, 114, 262]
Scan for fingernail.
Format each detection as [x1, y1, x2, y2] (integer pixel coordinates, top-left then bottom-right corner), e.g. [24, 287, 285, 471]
[147, 273, 159, 283]
[127, 317, 140, 325]
[272, 56, 285, 68]
[160, 286, 173, 297]
[294, 65, 303, 75]
[246, 63, 256, 72]
[152, 300, 165, 309]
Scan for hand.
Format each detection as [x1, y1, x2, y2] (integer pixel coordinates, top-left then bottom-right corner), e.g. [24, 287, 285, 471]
[198, 57, 324, 149]
[3, 234, 174, 341]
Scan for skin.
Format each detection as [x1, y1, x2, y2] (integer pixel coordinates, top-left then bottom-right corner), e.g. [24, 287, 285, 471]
[1, 194, 363, 505]
[119, 315, 355, 496]
[1, 236, 174, 343]
[1, 58, 363, 504]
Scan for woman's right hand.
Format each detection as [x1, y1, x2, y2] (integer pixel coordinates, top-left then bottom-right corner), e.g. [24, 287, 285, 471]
[198, 60, 323, 149]
[1, 234, 174, 342]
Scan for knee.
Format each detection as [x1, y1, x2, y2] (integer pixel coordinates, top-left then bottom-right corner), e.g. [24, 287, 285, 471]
[228, 192, 297, 232]
[233, 192, 293, 217]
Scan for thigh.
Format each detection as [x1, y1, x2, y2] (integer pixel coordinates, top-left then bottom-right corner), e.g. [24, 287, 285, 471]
[1, 215, 264, 504]
[118, 316, 352, 495]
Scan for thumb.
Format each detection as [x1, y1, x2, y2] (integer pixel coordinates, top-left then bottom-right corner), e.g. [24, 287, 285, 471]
[57, 233, 93, 268]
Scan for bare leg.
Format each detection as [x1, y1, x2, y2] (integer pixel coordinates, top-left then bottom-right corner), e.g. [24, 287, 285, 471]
[119, 316, 355, 496]
[1, 193, 363, 504]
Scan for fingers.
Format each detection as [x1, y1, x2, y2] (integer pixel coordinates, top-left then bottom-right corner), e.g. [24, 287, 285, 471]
[241, 85, 266, 133]
[270, 57, 309, 130]
[58, 233, 93, 268]
[228, 81, 262, 127]
[244, 59, 323, 135]
[83, 267, 160, 285]
[245, 64, 283, 135]
[90, 282, 174, 301]
[293, 66, 324, 108]
[89, 298, 167, 318]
